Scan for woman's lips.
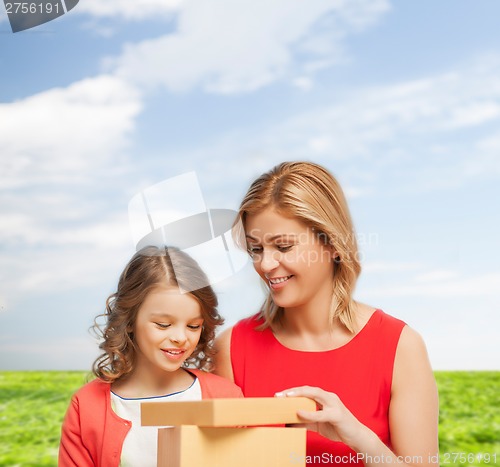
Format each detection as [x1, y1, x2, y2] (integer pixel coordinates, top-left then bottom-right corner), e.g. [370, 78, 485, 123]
[268, 275, 293, 290]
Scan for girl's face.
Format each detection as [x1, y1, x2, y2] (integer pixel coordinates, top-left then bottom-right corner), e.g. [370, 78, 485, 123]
[245, 207, 335, 314]
[132, 286, 203, 376]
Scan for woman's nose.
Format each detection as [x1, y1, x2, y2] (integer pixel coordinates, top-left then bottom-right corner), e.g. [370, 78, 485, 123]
[259, 249, 280, 273]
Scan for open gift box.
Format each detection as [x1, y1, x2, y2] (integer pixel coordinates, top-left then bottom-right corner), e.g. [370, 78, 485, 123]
[141, 397, 316, 467]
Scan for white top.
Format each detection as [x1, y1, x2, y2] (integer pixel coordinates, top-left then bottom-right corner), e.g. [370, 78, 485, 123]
[111, 378, 202, 467]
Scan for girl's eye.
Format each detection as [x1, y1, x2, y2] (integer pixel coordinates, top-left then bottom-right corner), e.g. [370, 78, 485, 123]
[277, 245, 293, 252]
[155, 323, 170, 329]
[188, 324, 201, 330]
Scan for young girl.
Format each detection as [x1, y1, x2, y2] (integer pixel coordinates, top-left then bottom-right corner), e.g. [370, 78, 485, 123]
[215, 161, 439, 466]
[59, 246, 242, 467]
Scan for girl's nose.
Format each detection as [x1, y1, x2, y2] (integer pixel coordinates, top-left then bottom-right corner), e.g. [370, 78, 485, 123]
[169, 328, 187, 345]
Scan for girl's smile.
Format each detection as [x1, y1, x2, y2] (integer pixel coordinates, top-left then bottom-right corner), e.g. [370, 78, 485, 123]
[161, 348, 188, 360]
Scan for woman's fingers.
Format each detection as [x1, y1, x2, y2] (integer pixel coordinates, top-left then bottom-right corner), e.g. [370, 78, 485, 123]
[276, 386, 366, 447]
[296, 409, 325, 422]
[275, 385, 338, 408]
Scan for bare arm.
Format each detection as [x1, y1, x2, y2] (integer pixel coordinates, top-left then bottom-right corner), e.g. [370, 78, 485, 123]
[213, 326, 235, 382]
[277, 326, 439, 467]
[388, 325, 439, 464]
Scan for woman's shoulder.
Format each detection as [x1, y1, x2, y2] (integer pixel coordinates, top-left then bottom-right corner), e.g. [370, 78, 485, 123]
[216, 313, 265, 346]
[356, 303, 406, 331]
[234, 312, 264, 328]
[395, 325, 429, 360]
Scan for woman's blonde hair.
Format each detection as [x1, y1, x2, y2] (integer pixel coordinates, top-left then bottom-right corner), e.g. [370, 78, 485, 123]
[236, 161, 361, 333]
[92, 246, 223, 383]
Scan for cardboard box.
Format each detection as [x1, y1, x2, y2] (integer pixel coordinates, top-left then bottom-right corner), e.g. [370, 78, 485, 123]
[158, 425, 306, 467]
[141, 397, 316, 427]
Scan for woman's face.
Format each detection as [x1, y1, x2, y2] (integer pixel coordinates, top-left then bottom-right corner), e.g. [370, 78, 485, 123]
[132, 287, 204, 377]
[245, 207, 335, 314]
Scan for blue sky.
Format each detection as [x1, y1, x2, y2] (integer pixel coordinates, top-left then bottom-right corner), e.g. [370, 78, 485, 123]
[1, 1, 499, 371]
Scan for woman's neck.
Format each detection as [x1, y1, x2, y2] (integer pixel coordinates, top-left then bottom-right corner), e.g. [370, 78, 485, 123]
[279, 285, 337, 334]
[273, 301, 373, 352]
[112, 366, 194, 399]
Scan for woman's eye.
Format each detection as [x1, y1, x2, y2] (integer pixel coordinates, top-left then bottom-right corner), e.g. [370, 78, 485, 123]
[247, 246, 263, 255]
[277, 245, 293, 252]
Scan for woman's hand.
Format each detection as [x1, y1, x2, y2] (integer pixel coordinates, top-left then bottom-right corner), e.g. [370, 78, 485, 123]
[275, 328, 439, 467]
[275, 386, 373, 451]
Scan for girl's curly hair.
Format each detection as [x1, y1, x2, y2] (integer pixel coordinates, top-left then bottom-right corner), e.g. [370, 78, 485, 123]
[92, 245, 223, 383]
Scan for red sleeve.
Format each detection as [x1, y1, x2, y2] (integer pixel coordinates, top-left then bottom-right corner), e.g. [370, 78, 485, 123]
[58, 396, 95, 467]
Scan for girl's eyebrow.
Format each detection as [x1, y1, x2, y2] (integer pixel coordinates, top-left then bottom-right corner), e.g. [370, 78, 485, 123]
[150, 312, 203, 320]
[150, 313, 173, 318]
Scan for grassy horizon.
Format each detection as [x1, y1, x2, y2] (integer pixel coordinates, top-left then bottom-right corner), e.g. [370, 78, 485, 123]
[0, 371, 499, 466]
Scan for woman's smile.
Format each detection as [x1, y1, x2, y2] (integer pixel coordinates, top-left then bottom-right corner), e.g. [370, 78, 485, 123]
[267, 274, 294, 290]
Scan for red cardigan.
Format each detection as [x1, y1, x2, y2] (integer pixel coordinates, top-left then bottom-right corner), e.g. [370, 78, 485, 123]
[58, 369, 243, 467]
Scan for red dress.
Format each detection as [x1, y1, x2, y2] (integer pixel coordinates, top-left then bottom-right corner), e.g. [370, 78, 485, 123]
[230, 309, 406, 465]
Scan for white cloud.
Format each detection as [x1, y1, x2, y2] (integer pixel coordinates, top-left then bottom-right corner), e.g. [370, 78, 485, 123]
[445, 102, 500, 129]
[111, 0, 390, 94]
[292, 77, 314, 92]
[414, 270, 460, 283]
[230, 55, 500, 192]
[77, 0, 183, 20]
[363, 262, 422, 273]
[0, 234, 134, 296]
[112, 53, 500, 204]
[365, 273, 500, 299]
[275, 63, 500, 155]
[0, 212, 131, 250]
[0, 336, 98, 370]
[427, 327, 500, 370]
[0, 185, 134, 298]
[0, 75, 143, 300]
[464, 138, 500, 178]
[0, 75, 142, 188]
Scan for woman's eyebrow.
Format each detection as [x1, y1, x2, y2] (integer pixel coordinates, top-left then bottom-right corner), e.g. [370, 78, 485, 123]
[245, 234, 298, 242]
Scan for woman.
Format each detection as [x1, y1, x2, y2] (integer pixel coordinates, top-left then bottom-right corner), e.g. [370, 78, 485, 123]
[214, 161, 438, 466]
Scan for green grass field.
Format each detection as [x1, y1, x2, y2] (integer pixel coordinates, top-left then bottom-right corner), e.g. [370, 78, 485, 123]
[0, 371, 499, 466]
